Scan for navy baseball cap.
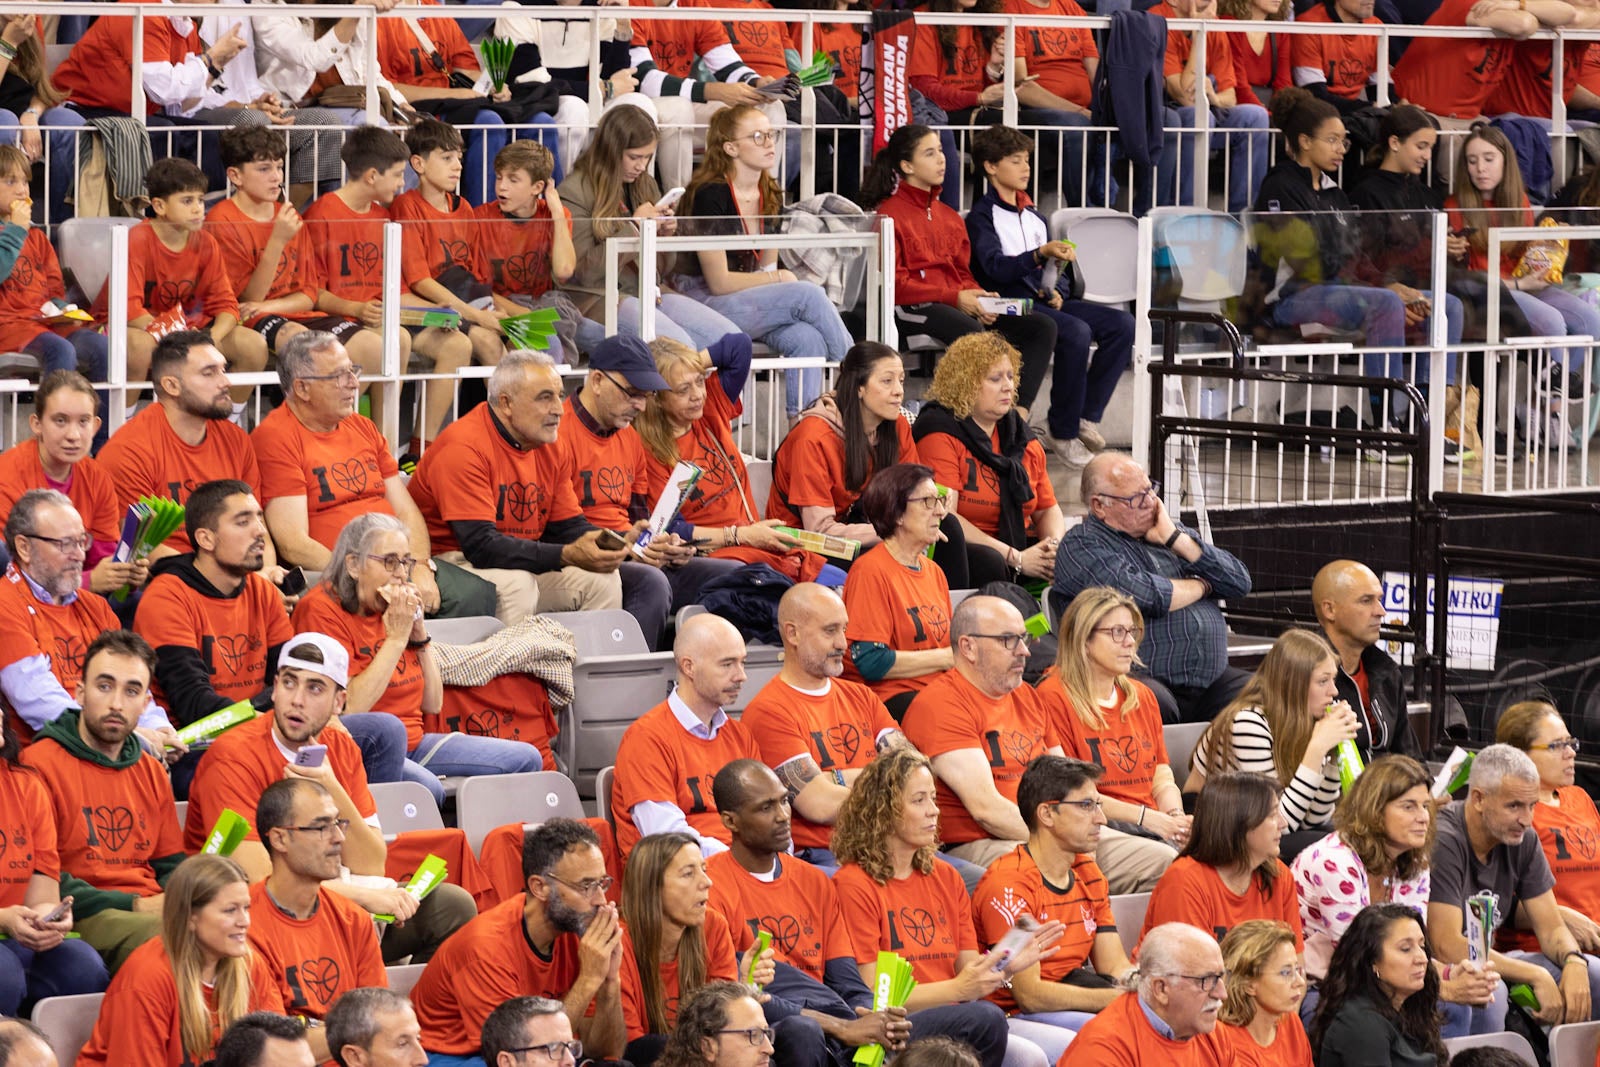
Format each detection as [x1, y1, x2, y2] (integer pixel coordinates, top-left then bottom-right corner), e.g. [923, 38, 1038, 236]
[590, 334, 669, 392]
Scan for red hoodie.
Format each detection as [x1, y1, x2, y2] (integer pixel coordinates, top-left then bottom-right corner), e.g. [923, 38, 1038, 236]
[875, 181, 979, 307]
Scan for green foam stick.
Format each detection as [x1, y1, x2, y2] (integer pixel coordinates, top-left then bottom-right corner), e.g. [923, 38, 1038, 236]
[483, 38, 515, 93]
[201, 809, 250, 856]
[375, 854, 448, 923]
[175, 700, 257, 747]
[747, 930, 772, 988]
[1024, 612, 1050, 638]
[854, 952, 917, 1067]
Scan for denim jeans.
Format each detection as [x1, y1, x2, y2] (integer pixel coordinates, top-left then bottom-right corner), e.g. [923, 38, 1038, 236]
[0, 936, 108, 1015]
[460, 110, 510, 207]
[0, 105, 85, 224]
[1161, 102, 1270, 215]
[573, 294, 741, 354]
[1503, 949, 1600, 1019]
[1362, 289, 1465, 386]
[1035, 301, 1135, 437]
[344, 712, 410, 783]
[674, 275, 852, 415]
[25, 328, 106, 378]
[410, 731, 544, 778]
[1272, 284, 1408, 390]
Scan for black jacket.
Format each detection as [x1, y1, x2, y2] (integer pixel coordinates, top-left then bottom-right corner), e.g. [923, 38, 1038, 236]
[1349, 169, 1439, 290]
[1334, 639, 1416, 760]
[1251, 157, 1374, 305]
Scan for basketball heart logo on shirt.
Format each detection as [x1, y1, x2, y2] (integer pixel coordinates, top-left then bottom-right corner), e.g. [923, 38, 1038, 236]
[825, 723, 862, 762]
[51, 634, 89, 680]
[734, 21, 776, 49]
[1567, 825, 1599, 861]
[949, 49, 984, 78]
[1101, 735, 1140, 774]
[915, 605, 950, 645]
[898, 906, 937, 948]
[348, 242, 381, 276]
[498, 482, 546, 524]
[8, 253, 33, 289]
[654, 41, 693, 75]
[215, 633, 263, 675]
[757, 915, 802, 954]
[437, 238, 473, 270]
[597, 465, 628, 505]
[1003, 730, 1039, 766]
[147, 279, 198, 313]
[1027, 27, 1073, 58]
[463, 708, 504, 736]
[330, 459, 369, 496]
[299, 956, 343, 1003]
[90, 805, 135, 852]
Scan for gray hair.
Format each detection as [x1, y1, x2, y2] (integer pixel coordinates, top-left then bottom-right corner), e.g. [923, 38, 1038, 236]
[326, 513, 408, 614]
[489, 349, 559, 403]
[481, 997, 567, 1064]
[276, 329, 343, 394]
[326, 987, 412, 1067]
[4, 488, 74, 557]
[1468, 743, 1540, 795]
[951, 594, 1012, 647]
[1133, 922, 1216, 993]
[1080, 451, 1138, 506]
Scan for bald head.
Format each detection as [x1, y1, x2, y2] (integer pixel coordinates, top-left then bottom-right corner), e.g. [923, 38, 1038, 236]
[0, 1021, 56, 1067]
[777, 583, 850, 682]
[952, 595, 1030, 696]
[675, 612, 744, 661]
[674, 613, 748, 715]
[1137, 923, 1227, 1040]
[1312, 559, 1385, 654]
[1081, 452, 1159, 537]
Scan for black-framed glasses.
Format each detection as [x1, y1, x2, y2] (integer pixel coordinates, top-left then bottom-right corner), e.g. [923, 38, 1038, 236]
[286, 819, 350, 839]
[1092, 625, 1145, 644]
[599, 370, 651, 402]
[24, 532, 90, 553]
[508, 1040, 583, 1062]
[543, 872, 615, 897]
[969, 633, 1028, 651]
[1170, 971, 1228, 994]
[718, 1027, 775, 1047]
[367, 553, 418, 577]
[906, 493, 950, 513]
[1532, 738, 1582, 753]
[302, 366, 362, 385]
[1054, 797, 1103, 814]
[1096, 481, 1161, 509]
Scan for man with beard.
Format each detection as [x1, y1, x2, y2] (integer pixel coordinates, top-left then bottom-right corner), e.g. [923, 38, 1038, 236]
[412, 819, 627, 1063]
[707, 760, 1012, 1067]
[22, 630, 185, 969]
[97, 330, 282, 569]
[246, 777, 385, 1055]
[0, 490, 183, 754]
[181, 634, 474, 964]
[612, 612, 760, 862]
[740, 583, 907, 867]
[553, 334, 727, 618]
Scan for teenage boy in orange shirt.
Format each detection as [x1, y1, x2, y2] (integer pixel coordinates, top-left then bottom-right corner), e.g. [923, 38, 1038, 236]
[475, 140, 575, 308]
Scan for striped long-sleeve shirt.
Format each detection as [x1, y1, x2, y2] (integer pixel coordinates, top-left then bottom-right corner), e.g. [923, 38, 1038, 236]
[1193, 708, 1342, 832]
[628, 0, 759, 101]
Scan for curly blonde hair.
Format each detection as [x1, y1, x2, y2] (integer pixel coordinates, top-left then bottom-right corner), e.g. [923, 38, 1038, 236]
[831, 747, 938, 883]
[924, 333, 1021, 421]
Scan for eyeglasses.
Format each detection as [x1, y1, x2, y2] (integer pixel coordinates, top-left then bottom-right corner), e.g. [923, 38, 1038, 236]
[1095, 481, 1161, 509]
[1319, 135, 1353, 149]
[543, 872, 615, 897]
[1092, 625, 1145, 644]
[301, 367, 362, 385]
[1054, 797, 1103, 814]
[286, 819, 350, 839]
[1170, 971, 1229, 995]
[24, 532, 90, 553]
[735, 130, 778, 146]
[599, 370, 651, 402]
[718, 1027, 776, 1047]
[1532, 738, 1582, 753]
[367, 553, 418, 577]
[969, 633, 1029, 651]
[905, 493, 950, 513]
[1272, 964, 1308, 981]
[508, 1041, 583, 1063]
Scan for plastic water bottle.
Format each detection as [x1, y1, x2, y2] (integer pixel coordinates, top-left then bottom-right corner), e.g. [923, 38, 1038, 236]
[1336, 738, 1365, 794]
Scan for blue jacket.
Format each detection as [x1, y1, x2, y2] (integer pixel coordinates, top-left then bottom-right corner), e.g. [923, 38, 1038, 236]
[1091, 9, 1167, 170]
[966, 187, 1051, 299]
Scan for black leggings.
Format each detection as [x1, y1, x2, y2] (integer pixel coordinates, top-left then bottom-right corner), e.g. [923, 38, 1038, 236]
[894, 303, 1059, 411]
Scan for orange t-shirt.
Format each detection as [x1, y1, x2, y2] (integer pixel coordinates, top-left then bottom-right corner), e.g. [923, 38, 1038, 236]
[834, 858, 977, 984]
[553, 394, 650, 532]
[391, 189, 490, 285]
[740, 675, 898, 850]
[643, 372, 755, 530]
[629, 0, 731, 78]
[1004, 0, 1098, 107]
[21, 732, 183, 898]
[1391, 0, 1510, 119]
[808, 23, 862, 97]
[474, 200, 570, 300]
[76, 937, 287, 1067]
[182, 712, 376, 853]
[133, 569, 295, 712]
[246, 880, 386, 1021]
[251, 406, 400, 550]
[902, 669, 1059, 845]
[841, 544, 951, 703]
[413, 893, 587, 1055]
[0, 565, 122, 744]
[706, 851, 857, 983]
[96, 403, 262, 553]
[767, 414, 918, 524]
[908, 23, 988, 105]
[1485, 39, 1590, 119]
[375, 0, 479, 87]
[106, 220, 239, 330]
[1505, 786, 1600, 953]
[1151, 3, 1238, 93]
[1141, 855, 1304, 949]
[302, 192, 422, 303]
[204, 198, 318, 325]
[53, 0, 201, 115]
[408, 402, 584, 553]
[0, 763, 57, 907]
[292, 585, 425, 746]
[1058, 990, 1237, 1067]
[611, 700, 761, 861]
[436, 673, 558, 769]
[1037, 674, 1169, 809]
[684, 0, 788, 77]
[1443, 193, 1532, 275]
[619, 908, 738, 1039]
[973, 844, 1114, 1012]
[0, 228, 69, 350]
[1218, 1015, 1313, 1067]
[916, 430, 1058, 538]
[0, 441, 120, 562]
[1290, 5, 1379, 100]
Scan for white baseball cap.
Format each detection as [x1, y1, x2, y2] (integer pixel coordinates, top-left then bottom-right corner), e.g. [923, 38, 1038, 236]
[278, 632, 350, 689]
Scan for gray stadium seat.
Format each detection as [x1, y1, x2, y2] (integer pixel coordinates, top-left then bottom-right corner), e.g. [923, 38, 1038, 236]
[1550, 1021, 1600, 1067]
[596, 766, 616, 831]
[386, 963, 426, 996]
[1443, 1031, 1539, 1063]
[1163, 722, 1210, 785]
[1109, 893, 1149, 954]
[31, 993, 104, 1066]
[456, 770, 585, 855]
[370, 780, 445, 841]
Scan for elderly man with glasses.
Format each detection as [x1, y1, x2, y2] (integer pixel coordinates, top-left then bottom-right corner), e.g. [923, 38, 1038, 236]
[414, 820, 627, 1067]
[251, 329, 498, 621]
[1052, 452, 1253, 724]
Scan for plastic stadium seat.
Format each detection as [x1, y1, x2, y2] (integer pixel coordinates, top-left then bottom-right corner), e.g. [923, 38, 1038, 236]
[456, 770, 585, 855]
[596, 766, 615, 831]
[174, 800, 187, 827]
[950, 588, 977, 610]
[386, 963, 426, 996]
[371, 780, 445, 842]
[1163, 722, 1210, 785]
[1549, 1021, 1600, 1067]
[1149, 207, 1249, 307]
[31, 993, 103, 1066]
[55, 216, 139, 308]
[542, 610, 675, 797]
[1049, 208, 1140, 305]
[1443, 1032, 1539, 1063]
[1109, 893, 1149, 954]
[744, 459, 773, 518]
[424, 615, 504, 645]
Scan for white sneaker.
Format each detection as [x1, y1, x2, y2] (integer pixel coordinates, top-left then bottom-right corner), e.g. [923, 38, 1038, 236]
[1078, 421, 1107, 452]
[1054, 436, 1095, 468]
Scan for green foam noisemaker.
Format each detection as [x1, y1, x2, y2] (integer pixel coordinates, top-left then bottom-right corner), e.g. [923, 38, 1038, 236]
[1024, 612, 1050, 639]
[399, 306, 462, 330]
[483, 38, 515, 93]
[501, 308, 561, 351]
[175, 700, 258, 747]
[853, 952, 916, 1067]
[201, 809, 250, 856]
[748, 930, 772, 988]
[112, 496, 186, 600]
[375, 854, 448, 923]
